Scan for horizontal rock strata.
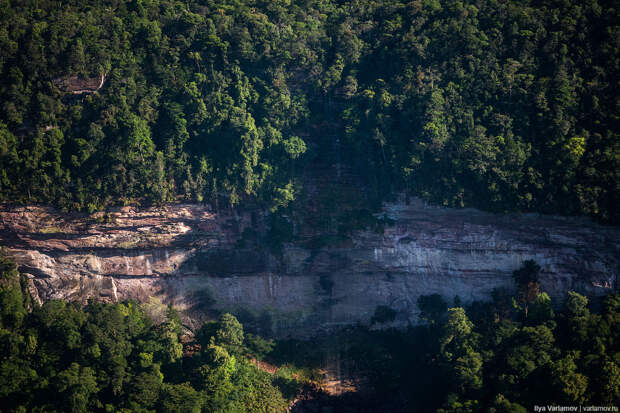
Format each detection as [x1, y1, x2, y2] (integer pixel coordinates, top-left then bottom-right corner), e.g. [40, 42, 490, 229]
[1, 200, 618, 336]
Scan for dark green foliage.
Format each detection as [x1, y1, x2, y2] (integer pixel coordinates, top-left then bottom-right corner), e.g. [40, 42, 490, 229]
[158, 382, 203, 413]
[371, 305, 397, 324]
[0, 0, 617, 223]
[565, 290, 590, 318]
[433, 286, 619, 410]
[1, 251, 619, 411]
[418, 293, 448, 324]
[270, 285, 619, 411]
[244, 333, 275, 360]
[266, 213, 295, 250]
[0, 260, 291, 412]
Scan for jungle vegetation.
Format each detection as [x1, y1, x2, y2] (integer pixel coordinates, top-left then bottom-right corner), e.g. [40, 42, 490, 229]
[1, 256, 618, 412]
[0, 0, 618, 223]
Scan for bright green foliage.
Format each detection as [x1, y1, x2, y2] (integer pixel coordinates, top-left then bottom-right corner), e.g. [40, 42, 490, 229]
[488, 394, 527, 413]
[440, 308, 483, 394]
[233, 362, 287, 412]
[550, 352, 589, 404]
[214, 312, 244, 350]
[158, 382, 202, 413]
[0, 258, 291, 412]
[195, 344, 237, 412]
[528, 292, 555, 325]
[270, 181, 296, 212]
[0, 0, 617, 223]
[283, 136, 307, 160]
[440, 308, 474, 359]
[0, 256, 27, 328]
[565, 291, 590, 318]
[56, 363, 99, 413]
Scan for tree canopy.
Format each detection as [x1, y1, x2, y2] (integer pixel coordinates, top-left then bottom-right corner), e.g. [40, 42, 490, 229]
[0, 0, 617, 223]
[1, 255, 619, 411]
[0, 255, 293, 412]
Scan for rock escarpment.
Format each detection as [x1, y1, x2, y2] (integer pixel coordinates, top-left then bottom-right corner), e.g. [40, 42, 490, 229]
[0, 200, 618, 336]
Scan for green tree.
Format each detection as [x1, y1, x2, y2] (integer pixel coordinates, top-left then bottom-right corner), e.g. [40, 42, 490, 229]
[56, 363, 99, 413]
[195, 344, 237, 412]
[528, 292, 555, 325]
[158, 382, 203, 413]
[565, 291, 589, 318]
[214, 313, 244, 351]
[129, 367, 163, 410]
[550, 352, 588, 404]
[489, 394, 527, 413]
[0, 256, 26, 328]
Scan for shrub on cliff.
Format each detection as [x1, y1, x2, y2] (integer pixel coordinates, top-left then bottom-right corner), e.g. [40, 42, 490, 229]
[371, 305, 397, 324]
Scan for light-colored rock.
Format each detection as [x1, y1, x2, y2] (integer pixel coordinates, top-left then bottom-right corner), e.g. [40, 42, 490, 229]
[0, 199, 618, 336]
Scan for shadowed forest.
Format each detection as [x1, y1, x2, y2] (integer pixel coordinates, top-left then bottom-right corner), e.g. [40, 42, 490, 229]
[0, 0, 618, 222]
[1, 256, 618, 412]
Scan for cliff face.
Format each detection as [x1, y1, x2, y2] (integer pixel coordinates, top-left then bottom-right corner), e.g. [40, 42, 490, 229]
[1, 200, 618, 336]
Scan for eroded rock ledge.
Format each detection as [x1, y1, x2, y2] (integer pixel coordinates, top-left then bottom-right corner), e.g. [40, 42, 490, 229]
[0, 200, 618, 336]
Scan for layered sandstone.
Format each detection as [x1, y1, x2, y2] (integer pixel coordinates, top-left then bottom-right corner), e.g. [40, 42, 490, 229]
[0, 199, 618, 336]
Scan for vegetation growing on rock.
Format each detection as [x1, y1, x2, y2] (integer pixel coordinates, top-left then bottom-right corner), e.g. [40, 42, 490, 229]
[0, 255, 295, 412]
[273, 264, 620, 412]
[1, 256, 618, 411]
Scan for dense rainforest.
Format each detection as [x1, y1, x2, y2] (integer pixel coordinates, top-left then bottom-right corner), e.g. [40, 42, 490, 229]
[0, 0, 618, 222]
[1, 1, 618, 411]
[1, 256, 619, 412]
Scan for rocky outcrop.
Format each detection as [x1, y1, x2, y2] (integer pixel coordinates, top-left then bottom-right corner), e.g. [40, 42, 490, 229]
[53, 73, 105, 94]
[0, 199, 618, 336]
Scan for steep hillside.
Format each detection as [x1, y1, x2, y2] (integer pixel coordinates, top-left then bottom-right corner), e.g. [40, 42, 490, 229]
[0, 0, 618, 221]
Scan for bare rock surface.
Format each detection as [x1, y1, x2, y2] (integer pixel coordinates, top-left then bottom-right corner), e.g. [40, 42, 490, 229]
[0, 199, 618, 336]
[53, 73, 106, 94]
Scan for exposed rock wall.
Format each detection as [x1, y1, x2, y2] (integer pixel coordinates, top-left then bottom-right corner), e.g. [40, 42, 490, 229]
[1, 200, 618, 336]
[53, 73, 106, 94]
